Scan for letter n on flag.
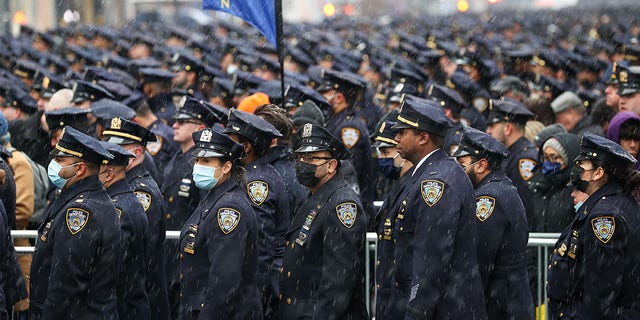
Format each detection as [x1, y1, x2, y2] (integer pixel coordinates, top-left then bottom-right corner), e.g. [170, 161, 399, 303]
[203, 0, 277, 46]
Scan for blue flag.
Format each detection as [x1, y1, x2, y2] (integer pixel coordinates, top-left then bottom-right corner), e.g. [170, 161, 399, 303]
[203, 0, 276, 46]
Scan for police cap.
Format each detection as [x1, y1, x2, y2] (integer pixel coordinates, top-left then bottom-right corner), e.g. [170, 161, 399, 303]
[173, 96, 221, 127]
[139, 68, 176, 84]
[71, 80, 115, 103]
[232, 71, 264, 96]
[91, 99, 136, 122]
[45, 107, 91, 132]
[102, 117, 157, 147]
[295, 123, 350, 160]
[452, 126, 509, 161]
[170, 53, 203, 73]
[390, 95, 452, 136]
[99, 141, 135, 166]
[192, 127, 245, 161]
[4, 88, 37, 114]
[575, 132, 637, 165]
[223, 108, 282, 148]
[316, 69, 364, 94]
[40, 75, 68, 99]
[486, 99, 533, 125]
[13, 59, 42, 79]
[372, 113, 399, 148]
[426, 84, 467, 115]
[617, 65, 640, 96]
[51, 126, 114, 164]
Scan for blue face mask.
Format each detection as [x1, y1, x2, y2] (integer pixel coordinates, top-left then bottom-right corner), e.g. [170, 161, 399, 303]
[541, 161, 562, 176]
[378, 157, 401, 180]
[574, 201, 584, 213]
[47, 160, 78, 189]
[192, 164, 220, 190]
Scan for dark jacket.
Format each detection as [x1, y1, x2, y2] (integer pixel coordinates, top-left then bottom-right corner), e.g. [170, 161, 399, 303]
[30, 176, 121, 320]
[178, 178, 262, 320]
[0, 200, 27, 317]
[278, 173, 368, 320]
[503, 136, 538, 225]
[8, 110, 52, 167]
[547, 182, 640, 319]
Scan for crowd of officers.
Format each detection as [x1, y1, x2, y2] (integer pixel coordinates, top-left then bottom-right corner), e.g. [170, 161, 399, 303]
[0, 5, 640, 320]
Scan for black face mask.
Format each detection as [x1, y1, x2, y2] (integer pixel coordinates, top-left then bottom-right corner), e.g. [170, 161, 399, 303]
[570, 166, 591, 193]
[295, 161, 322, 187]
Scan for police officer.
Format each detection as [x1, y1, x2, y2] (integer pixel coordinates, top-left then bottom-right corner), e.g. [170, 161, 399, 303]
[223, 108, 290, 319]
[30, 126, 121, 319]
[102, 117, 170, 320]
[0, 197, 27, 319]
[138, 67, 180, 126]
[317, 69, 375, 229]
[278, 123, 368, 319]
[452, 127, 534, 319]
[373, 117, 414, 319]
[485, 99, 538, 223]
[389, 95, 487, 319]
[162, 96, 219, 317]
[179, 128, 262, 319]
[547, 133, 640, 319]
[98, 141, 150, 320]
[425, 83, 469, 155]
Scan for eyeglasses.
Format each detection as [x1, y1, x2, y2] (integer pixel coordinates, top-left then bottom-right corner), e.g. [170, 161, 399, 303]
[296, 154, 334, 162]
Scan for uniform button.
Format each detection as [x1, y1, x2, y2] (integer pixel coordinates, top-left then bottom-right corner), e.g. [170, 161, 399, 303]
[554, 261, 558, 266]
[548, 265, 551, 270]
[179, 292, 183, 299]
[395, 282, 399, 288]
[285, 241, 289, 246]
[376, 260, 380, 266]
[553, 249, 557, 253]
[280, 267, 284, 273]
[378, 235, 382, 240]
[399, 227, 404, 231]
[393, 259, 396, 265]
[201, 303, 204, 307]
[278, 294, 282, 300]
[286, 298, 292, 305]
[166, 214, 171, 219]
[287, 271, 291, 278]
[169, 197, 174, 203]
[545, 281, 548, 285]
[290, 243, 294, 249]
[376, 284, 380, 289]
[180, 253, 184, 260]
[560, 312, 564, 317]
[179, 273, 183, 280]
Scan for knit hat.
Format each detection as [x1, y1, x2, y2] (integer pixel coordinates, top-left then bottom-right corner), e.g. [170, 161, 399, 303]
[292, 100, 325, 127]
[237, 92, 270, 113]
[534, 123, 566, 148]
[542, 137, 568, 163]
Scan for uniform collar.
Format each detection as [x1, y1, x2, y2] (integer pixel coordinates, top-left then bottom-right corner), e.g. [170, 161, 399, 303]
[105, 177, 133, 197]
[476, 169, 508, 188]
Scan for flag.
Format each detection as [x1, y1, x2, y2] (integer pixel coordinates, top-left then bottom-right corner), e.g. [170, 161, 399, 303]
[203, 0, 277, 46]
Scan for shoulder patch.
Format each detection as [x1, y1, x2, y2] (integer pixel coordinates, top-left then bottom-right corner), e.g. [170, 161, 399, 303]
[341, 127, 360, 149]
[421, 180, 444, 207]
[475, 196, 496, 222]
[591, 216, 615, 244]
[218, 208, 240, 234]
[336, 202, 357, 228]
[134, 191, 152, 212]
[247, 180, 269, 206]
[146, 135, 163, 156]
[518, 158, 536, 181]
[66, 208, 89, 235]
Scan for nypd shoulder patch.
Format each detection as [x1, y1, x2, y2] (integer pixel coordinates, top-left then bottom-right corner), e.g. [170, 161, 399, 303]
[134, 191, 152, 212]
[341, 127, 360, 149]
[518, 158, 536, 181]
[475, 196, 496, 222]
[218, 208, 241, 234]
[421, 180, 444, 207]
[247, 180, 269, 206]
[66, 208, 89, 235]
[146, 135, 163, 156]
[336, 202, 357, 228]
[591, 216, 615, 244]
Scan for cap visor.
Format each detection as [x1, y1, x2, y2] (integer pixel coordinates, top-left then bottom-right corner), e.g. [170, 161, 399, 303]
[192, 148, 226, 158]
[450, 148, 470, 158]
[104, 135, 138, 145]
[294, 145, 328, 153]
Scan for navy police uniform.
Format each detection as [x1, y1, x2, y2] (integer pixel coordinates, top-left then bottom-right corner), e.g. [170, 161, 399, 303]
[452, 127, 534, 319]
[30, 126, 121, 319]
[389, 96, 487, 319]
[263, 144, 307, 216]
[278, 124, 368, 320]
[372, 118, 414, 319]
[139, 68, 180, 125]
[102, 117, 170, 320]
[486, 99, 538, 223]
[100, 142, 151, 320]
[179, 128, 262, 319]
[318, 70, 375, 229]
[224, 109, 291, 319]
[547, 133, 640, 319]
[0, 199, 27, 318]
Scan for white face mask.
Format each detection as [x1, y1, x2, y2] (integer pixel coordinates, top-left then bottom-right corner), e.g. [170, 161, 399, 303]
[226, 64, 238, 75]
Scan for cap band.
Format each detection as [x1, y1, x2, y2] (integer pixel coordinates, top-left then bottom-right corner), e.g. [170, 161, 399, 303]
[397, 115, 419, 128]
[55, 144, 83, 158]
[102, 130, 143, 142]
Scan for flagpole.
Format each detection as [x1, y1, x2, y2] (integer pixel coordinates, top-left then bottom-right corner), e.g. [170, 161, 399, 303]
[275, 0, 285, 109]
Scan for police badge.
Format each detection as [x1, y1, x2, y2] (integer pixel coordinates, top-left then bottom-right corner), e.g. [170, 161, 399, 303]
[66, 208, 89, 235]
[341, 127, 360, 149]
[247, 180, 269, 206]
[218, 208, 240, 234]
[336, 202, 357, 228]
[591, 216, 615, 244]
[146, 135, 162, 156]
[475, 196, 496, 222]
[134, 191, 152, 212]
[518, 158, 536, 181]
[421, 180, 444, 207]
